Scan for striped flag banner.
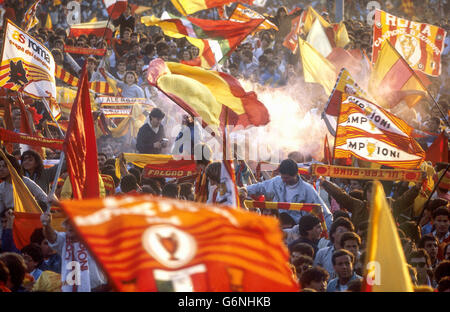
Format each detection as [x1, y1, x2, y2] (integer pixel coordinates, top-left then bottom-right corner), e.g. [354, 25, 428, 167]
[141, 13, 263, 68]
[60, 195, 299, 292]
[228, 3, 278, 31]
[69, 20, 116, 40]
[372, 9, 447, 77]
[55, 64, 116, 94]
[244, 200, 328, 238]
[334, 94, 425, 169]
[64, 45, 107, 56]
[171, 0, 254, 16]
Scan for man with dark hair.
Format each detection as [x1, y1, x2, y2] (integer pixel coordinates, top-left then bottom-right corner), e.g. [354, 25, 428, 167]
[293, 255, 313, 281]
[314, 217, 355, 279]
[437, 276, 450, 292]
[434, 260, 450, 286]
[120, 174, 139, 194]
[97, 153, 108, 169]
[30, 228, 61, 274]
[113, 4, 135, 39]
[408, 249, 433, 287]
[431, 207, 450, 261]
[136, 108, 167, 154]
[419, 235, 440, 269]
[21, 243, 43, 282]
[289, 215, 323, 255]
[327, 249, 361, 292]
[289, 242, 315, 262]
[244, 159, 332, 228]
[340, 232, 361, 261]
[300, 266, 329, 292]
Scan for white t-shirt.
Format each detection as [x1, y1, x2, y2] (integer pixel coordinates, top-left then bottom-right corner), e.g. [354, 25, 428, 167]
[49, 232, 106, 292]
[285, 181, 300, 203]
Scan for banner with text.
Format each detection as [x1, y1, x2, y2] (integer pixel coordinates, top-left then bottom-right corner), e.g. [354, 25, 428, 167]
[0, 19, 56, 98]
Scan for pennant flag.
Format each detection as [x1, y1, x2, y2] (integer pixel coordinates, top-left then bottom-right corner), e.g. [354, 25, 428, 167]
[63, 66, 100, 199]
[244, 201, 328, 238]
[60, 195, 299, 292]
[363, 181, 414, 291]
[298, 37, 336, 96]
[171, 0, 254, 16]
[301, 6, 330, 35]
[283, 13, 302, 53]
[69, 20, 116, 40]
[228, 3, 278, 31]
[324, 68, 374, 117]
[22, 0, 41, 32]
[334, 94, 425, 169]
[147, 59, 270, 130]
[323, 135, 332, 164]
[334, 21, 350, 48]
[141, 14, 263, 68]
[306, 18, 333, 58]
[45, 13, 52, 29]
[425, 131, 448, 165]
[372, 9, 447, 77]
[0, 20, 56, 99]
[369, 41, 427, 109]
[103, 0, 128, 20]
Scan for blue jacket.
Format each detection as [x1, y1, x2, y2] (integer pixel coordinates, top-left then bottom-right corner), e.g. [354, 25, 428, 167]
[327, 272, 361, 292]
[246, 175, 332, 229]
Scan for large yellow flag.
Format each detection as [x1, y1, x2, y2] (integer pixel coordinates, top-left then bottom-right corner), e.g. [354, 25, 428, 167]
[298, 37, 336, 96]
[363, 181, 414, 292]
[0, 149, 42, 214]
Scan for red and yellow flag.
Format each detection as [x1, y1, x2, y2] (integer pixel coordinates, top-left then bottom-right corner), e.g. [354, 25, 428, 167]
[369, 41, 427, 109]
[63, 65, 100, 199]
[171, 0, 253, 16]
[334, 94, 425, 169]
[228, 3, 278, 32]
[372, 9, 447, 77]
[363, 181, 414, 291]
[60, 195, 299, 292]
[147, 59, 269, 130]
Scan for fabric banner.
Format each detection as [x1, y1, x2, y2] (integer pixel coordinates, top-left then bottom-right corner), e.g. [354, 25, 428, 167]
[142, 159, 197, 178]
[63, 45, 106, 56]
[69, 20, 116, 40]
[0, 128, 64, 150]
[334, 94, 425, 169]
[228, 3, 278, 31]
[171, 0, 254, 16]
[372, 9, 447, 76]
[243, 200, 327, 238]
[23, 0, 41, 31]
[310, 164, 424, 182]
[96, 96, 153, 107]
[100, 108, 132, 118]
[100, 174, 115, 195]
[103, 0, 128, 20]
[60, 195, 299, 292]
[0, 19, 56, 98]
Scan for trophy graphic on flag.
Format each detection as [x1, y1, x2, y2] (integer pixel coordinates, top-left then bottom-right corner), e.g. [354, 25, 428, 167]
[157, 233, 179, 261]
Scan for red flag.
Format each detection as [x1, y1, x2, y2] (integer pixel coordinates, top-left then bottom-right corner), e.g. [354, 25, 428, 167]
[323, 135, 332, 165]
[103, 0, 128, 20]
[425, 131, 448, 165]
[63, 65, 100, 199]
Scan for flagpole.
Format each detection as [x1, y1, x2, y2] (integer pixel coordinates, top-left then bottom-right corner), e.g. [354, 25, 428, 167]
[41, 97, 66, 202]
[416, 163, 450, 226]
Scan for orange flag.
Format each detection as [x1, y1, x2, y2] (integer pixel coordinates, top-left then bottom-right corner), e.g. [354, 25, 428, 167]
[60, 195, 299, 292]
[63, 65, 99, 199]
[323, 135, 332, 164]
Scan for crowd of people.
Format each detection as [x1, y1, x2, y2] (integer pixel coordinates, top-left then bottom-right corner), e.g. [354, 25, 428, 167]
[0, 0, 449, 292]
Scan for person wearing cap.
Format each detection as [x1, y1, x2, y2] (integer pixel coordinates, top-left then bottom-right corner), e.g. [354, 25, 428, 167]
[136, 107, 168, 154]
[242, 159, 332, 229]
